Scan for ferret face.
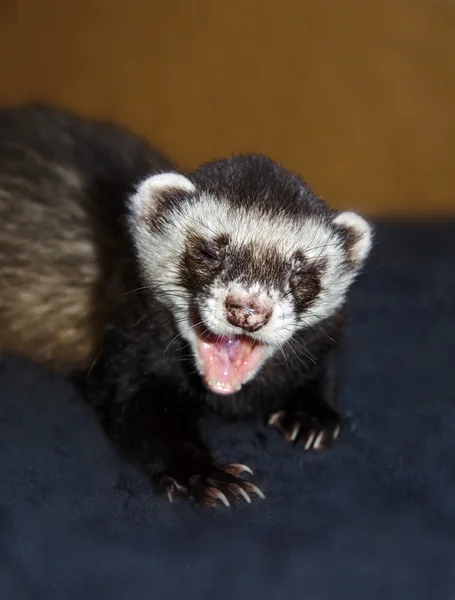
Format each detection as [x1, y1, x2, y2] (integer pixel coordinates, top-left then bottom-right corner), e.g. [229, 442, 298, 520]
[129, 155, 372, 395]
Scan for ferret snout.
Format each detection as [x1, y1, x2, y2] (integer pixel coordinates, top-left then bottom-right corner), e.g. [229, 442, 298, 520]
[225, 292, 273, 333]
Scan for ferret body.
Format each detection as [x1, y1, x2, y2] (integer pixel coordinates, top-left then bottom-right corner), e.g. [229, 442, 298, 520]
[0, 104, 172, 372]
[0, 105, 372, 507]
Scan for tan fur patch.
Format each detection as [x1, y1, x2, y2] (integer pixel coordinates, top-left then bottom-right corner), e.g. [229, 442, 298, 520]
[0, 168, 108, 373]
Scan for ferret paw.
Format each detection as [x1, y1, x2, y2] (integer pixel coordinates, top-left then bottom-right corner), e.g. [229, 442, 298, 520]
[268, 406, 342, 450]
[157, 462, 265, 508]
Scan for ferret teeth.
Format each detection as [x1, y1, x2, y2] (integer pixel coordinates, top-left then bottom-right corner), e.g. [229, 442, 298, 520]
[333, 424, 341, 440]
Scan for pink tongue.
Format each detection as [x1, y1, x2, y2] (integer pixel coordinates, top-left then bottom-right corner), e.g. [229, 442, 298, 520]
[197, 336, 264, 395]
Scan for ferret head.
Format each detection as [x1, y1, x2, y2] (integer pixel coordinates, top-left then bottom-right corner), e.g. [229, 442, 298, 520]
[129, 155, 372, 395]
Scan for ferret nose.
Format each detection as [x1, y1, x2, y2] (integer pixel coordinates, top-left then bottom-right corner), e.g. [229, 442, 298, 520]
[225, 294, 272, 333]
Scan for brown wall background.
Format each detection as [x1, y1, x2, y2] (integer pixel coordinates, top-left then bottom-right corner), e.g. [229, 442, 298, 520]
[1, 0, 454, 216]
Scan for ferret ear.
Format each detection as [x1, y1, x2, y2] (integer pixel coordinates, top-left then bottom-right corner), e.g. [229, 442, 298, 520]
[130, 172, 196, 221]
[333, 211, 373, 269]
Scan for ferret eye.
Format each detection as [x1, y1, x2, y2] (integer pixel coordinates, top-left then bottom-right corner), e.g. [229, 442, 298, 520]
[289, 270, 304, 290]
[191, 239, 223, 264]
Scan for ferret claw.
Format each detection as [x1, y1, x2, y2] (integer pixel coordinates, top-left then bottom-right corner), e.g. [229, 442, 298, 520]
[245, 483, 266, 500]
[158, 460, 263, 508]
[268, 410, 285, 426]
[289, 422, 301, 442]
[313, 430, 325, 450]
[269, 406, 342, 450]
[223, 463, 254, 477]
[207, 487, 230, 507]
[304, 431, 316, 450]
[231, 485, 252, 504]
[160, 475, 187, 503]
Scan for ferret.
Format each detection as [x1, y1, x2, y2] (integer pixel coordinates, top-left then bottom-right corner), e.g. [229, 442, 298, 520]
[0, 104, 372, 507]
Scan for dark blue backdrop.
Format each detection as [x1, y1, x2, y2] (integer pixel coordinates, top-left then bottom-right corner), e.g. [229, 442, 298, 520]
[1, 222, 454, 600]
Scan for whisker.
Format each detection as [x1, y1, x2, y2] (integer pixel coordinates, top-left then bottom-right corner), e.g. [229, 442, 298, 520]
[278, 338, 309, 370]
[287, 338, 316, 366]
[164, 331, 185, 354]
[122, 285, 154, 296]
[86, 348, 103, 380]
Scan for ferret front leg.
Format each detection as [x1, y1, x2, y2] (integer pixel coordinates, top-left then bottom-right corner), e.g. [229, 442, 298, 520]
[268, 374, 342, 451]
[109, 389, 265, 507]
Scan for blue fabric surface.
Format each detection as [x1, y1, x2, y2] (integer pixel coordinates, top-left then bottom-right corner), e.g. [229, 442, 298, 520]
[0, 221, 454, 600]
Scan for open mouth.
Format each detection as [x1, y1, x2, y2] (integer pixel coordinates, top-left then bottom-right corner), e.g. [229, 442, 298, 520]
[194, 325, 269, 395]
